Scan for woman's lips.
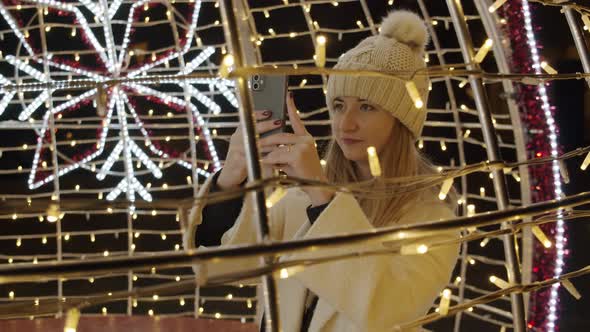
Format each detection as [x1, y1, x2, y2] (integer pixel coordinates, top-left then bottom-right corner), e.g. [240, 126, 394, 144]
[341, 138, 363, 145]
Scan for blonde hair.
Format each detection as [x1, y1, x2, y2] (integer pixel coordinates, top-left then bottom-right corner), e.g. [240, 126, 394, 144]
[324, 119, 453, 228]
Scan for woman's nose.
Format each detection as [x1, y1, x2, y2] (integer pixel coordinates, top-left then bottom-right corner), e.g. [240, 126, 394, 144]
[339, 110, 358, 132]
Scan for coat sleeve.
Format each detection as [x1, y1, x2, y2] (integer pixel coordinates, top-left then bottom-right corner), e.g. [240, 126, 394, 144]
[184, 178, 290, 283]
[286, 192, 460, 331]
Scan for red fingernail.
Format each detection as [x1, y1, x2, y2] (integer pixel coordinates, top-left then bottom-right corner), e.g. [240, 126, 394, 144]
[263, 110, 271, 116]
[274, 119, 283, 125]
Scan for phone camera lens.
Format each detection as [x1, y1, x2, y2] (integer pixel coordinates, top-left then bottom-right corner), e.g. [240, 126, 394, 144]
[253, 75, 260, 81]
[252, 82, 260, 90]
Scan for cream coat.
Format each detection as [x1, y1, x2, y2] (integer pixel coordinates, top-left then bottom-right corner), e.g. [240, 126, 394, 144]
[185, 175, 460, 332]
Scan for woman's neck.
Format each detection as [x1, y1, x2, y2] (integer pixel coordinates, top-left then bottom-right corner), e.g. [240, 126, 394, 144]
[354, 161, 372, 181]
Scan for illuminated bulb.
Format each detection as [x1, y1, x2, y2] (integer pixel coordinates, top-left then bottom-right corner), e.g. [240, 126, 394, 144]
[42, 237, 47, 244]
[366, 146, 382, 177]
[175, 276, 181, 282]
[263, 10, 270, 18]
[512, 172, 521, 182]
[489, 275, 510, 289]
[468, 257, 476, 265]
[199, 307, 204, 314]
[440, 141, 447, 151]
[320, 159, 327, 167]
[424, 53, 429, 63]
[405, 81, 423, 108]
[152, 210, 157, 216]
[46, 203, 60, 222]
[266, 187, 286, 208]
[268, 28, 276, 36]
[152, 294, 159, 300]
[438, 289, 451, 316]
[103, 250, 109, 257]
[488, 0, 508, 13]
[16, 238, 21, 247]
[479, 187, 486, 197]
[480, 237, 490, 247]
[582, 15, 590, 31]
[356, 20, 364, 28]
[459, 79, 468, 88]
[148, 309, 154, 316]
[9, 291, 14, 299]
[532, 226, 552, 248]
[180, 297, 185, 306]
[474, 39, 493, 63]
[161, 234, 167, 240]
[133, 299, 138, 307]
[75, 184, 80, 191]
[463, 129, 471, 138]
[454, 276, 462, 286]
[219, 55, 234, 78]
[226, 294, 233, 300]
[162, 183, 168, 189]
[215, 313, 221, 319]
[580, 151, 590, 171]
[438, 178, 453, 200]
[467, 204, 476, 217]
[133, 275, 138, 281]
[401, 244, 428, 255]
[540, 61, 558, 75]
[299, 79, 307, 87]
[280, 268, 289, 279]
[418, 140, 424, 149]
[64, 233, 70, 241]
[151, 267, 156, 274]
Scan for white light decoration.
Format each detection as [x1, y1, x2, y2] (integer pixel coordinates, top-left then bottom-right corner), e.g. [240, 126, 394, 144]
[520, 1, 566, 330]
[0, 0, 228, 200]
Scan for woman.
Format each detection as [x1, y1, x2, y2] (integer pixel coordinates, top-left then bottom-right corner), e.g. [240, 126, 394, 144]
[185, 10, 459, 332]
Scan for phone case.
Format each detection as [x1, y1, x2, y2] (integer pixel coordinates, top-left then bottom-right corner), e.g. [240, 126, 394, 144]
[250, 75, 288, 138]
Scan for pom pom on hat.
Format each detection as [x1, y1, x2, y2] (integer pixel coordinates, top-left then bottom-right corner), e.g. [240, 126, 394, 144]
[379, 10, 429, 53]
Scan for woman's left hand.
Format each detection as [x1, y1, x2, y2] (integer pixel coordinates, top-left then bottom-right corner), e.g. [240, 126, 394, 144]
[260, 92, 334, 206]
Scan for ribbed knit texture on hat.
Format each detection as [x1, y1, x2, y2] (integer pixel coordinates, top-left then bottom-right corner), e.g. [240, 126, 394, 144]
[326, 10, 430, 138]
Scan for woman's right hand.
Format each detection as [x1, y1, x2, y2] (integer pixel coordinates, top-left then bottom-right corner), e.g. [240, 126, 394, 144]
[216, 110, 284, 190]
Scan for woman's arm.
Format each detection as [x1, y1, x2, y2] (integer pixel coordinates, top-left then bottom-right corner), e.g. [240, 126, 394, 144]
[287, 193, 460, 330]
[195, 170, 245, 247]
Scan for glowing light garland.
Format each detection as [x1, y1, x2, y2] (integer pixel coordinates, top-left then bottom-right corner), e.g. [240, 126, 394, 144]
[499, 1, 566, 330]
[0, 0, 230, 201]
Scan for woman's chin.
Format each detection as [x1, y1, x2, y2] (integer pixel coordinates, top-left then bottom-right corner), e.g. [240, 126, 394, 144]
[341, 147, 367, 162]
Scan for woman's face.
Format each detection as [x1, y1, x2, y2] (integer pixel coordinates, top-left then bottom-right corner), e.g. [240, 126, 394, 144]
[330, 96, 396, 162]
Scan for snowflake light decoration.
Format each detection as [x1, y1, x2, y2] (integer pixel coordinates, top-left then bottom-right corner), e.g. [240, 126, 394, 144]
[0, 0, 235, 202]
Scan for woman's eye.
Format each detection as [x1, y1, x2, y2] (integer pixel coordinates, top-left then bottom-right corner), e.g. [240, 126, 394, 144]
[360, 104, 375, 112]
[332, 103, 344, 111]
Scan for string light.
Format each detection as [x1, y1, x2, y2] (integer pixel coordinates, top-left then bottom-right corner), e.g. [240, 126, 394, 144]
[540, 61, 558, 75]
[489, 275, 511, 289]
[532, 226, 552, 248]
[366, 146, 382, 177]
[473, 39, 493, 63]
[404, 81, 424, 109]
[438, 179, 453, 200]
[219, 55, 235, 78]
[401, 244, 428, 255]
[315, 35, 326, 67]
[580, 151, 590, 170]
[438, 289, 452, 316]
[64, 308, 80, 332]
[582, 15, 590, 31]
[266, 187, 286, 208]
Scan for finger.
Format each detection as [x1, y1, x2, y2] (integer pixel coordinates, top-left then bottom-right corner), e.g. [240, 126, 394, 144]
[255, 110, 273, 121]
[259, 132, 306, 147]
[286, 92, 308, 135]
[256, 119, 284, 134]
[261, 147, 294, 165]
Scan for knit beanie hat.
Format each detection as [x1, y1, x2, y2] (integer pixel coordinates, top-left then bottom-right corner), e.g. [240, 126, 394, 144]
[326, 10, 430, 138]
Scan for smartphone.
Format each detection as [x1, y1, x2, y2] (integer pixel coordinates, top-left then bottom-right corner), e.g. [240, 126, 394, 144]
[250, 74, 288, 138]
